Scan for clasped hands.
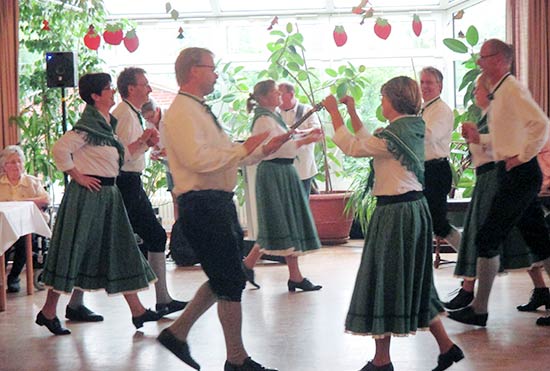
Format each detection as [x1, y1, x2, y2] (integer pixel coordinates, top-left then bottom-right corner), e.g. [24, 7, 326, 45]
[243, 128, 324, 156]
[139, 128, 160, 148]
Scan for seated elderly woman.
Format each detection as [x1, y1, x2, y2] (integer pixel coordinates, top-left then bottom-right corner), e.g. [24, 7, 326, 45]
[0, 145, 49, 292]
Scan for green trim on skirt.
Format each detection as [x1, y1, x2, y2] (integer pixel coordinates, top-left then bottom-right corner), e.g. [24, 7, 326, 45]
[255, 161, 321, 254]
[345, 197, 437, 337]
[454, 168, 533, 279]
[42, 180, 156, 294]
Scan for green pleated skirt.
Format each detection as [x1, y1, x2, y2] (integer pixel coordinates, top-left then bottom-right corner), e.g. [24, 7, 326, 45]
[454, 167, 534, 279]
[345, 196, 438, 338]
[42, 180, 156, 294]
[255, 160, 321, 255]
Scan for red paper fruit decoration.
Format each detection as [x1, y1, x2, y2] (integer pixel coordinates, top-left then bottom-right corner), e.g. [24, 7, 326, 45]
[103, 24, 124, 45]
[123, 29, 139, 53]
[374, 17, 391, 40]
[41, 19, 50, 31]
[412, 14, 422, 37]
[333, 25, 348, 47]
[84, 25, 101, 50]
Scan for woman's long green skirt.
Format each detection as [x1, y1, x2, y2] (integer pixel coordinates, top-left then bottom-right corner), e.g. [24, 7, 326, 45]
[345, 197, 438, 338]
[454, 167, 534, 279]
[255, 160, 321, 255]
[41, 180, 156, 294]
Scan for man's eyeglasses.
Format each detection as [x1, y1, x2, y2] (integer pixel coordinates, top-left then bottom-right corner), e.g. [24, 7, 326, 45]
[478, 52, 499, 60]
[102, 85, 116, 91]
[195, 64, 216, 71]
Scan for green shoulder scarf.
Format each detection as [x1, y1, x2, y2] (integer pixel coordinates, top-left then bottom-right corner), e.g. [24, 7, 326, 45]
[477, 114, 488, 134]
[251, 106, 288, 132]
[366, 115, 425, 192]
[72, 104, 125, 169]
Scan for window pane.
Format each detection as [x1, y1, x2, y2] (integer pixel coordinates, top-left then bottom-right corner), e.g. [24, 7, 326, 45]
[104, 0, 211, 16]
[218, 0, 324, 12]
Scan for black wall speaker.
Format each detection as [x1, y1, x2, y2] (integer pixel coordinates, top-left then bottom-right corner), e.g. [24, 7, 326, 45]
[46, 51, 78, 88]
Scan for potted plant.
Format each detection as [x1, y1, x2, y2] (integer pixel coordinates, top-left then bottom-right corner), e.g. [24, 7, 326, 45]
[261, 23, 373, 244]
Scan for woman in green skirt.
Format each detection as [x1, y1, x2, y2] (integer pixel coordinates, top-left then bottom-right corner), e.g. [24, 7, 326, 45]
[323, 76, 463, 371]
[36, 73, 160, 335]
[242, 79, 324, 292]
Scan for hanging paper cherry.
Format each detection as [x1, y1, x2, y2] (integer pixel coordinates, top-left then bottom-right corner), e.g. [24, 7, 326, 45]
[177, 27, 184, 39]
[84, 25, 101, 50]
[41, 19, 50, 31]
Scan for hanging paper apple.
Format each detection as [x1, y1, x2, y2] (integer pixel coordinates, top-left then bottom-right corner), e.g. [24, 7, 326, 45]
[103, 24, 124, 45]
[41, 20, 50, 31]
[412, 14, 422, 37]
[333, 26, 348, 47]
[84, 25, 101, 50]
[123, 29, 139, 53]
[374, 17, 391, 40]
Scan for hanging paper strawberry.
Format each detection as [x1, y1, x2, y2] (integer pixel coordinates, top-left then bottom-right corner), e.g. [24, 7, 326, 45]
[333, 26, 348, 47]
[412, 14, 422, 37]
[177, 26, 184, 39]
[267, 16, 278, 31]
[84, 25, 101, 50]
[103, 24, 124, 45]
[123, 29, 139, 53]
[41, 19, 50, 31]
[374, 17, 391, 40]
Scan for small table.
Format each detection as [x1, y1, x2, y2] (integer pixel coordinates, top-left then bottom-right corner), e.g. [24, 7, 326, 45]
[0, 201, 51, 311]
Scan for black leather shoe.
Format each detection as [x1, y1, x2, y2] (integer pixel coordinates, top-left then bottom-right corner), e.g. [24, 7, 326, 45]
[536, 316, 550, 326]
[443, 288, 474, 311]
[65, 305, 104, 322]
[242, 263, 260, 289]
[288, 278, 322, 292]
[447, 306, 488, 326]
[517, 288, 550, 312]
[157, 328, 201, 370]
[6, 276, 20, 293]
[132, 309, 161, 329]
[36, 311, 71, 335]
[156, 300, 188, 316]
[359, 361, 394, 371]
[432, 344, 464, 371]
[224, 357, 278, 371]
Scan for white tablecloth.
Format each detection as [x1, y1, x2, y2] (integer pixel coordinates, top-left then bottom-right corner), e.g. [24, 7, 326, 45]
[0, 201, 52, 255]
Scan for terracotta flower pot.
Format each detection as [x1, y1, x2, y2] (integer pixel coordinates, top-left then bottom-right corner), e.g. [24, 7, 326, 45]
[309, 191, 354, 245]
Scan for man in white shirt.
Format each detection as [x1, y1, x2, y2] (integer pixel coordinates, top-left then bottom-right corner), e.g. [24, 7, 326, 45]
[157, 47, 286, 371]
[113, 67, 187, 316]
[451, 39, 550, 327]
[420, 67, 462, 250]
[278, 82, 321, 195]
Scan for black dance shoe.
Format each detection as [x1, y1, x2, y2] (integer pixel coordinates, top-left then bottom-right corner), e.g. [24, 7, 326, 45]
[536, 316, 550, 326]
[35, 311, 71, 335]
[156, 300, 188, 316]
[132, 309, 161, 329]
[242, 263, 260, 289]
[224, 357, 278, 371]
[359, 361, 394, 371]
[517, 288, 550, 312]
[6, 276, 20, 293]
[157, 328, 201, 370]
[287, 278, 322, 292]
[447, 306, 488, 327]
[443, 288, 474, 311]
[65, 305, 104, 322]
[432, 344, 465, 371]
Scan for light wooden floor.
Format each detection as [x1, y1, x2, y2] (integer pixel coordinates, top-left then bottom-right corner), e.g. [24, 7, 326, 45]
[1, 243, 550, 371]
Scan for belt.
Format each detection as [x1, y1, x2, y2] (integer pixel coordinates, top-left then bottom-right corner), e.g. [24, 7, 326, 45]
[86, 175, 116, 186]
[265, 158, 294, 164]
[425, 157, 448, 165]
[476, 162, 495, 176]
[377, 191, 424, 206]
[119, 171, 142, 177]
[180, 190, 234, 202]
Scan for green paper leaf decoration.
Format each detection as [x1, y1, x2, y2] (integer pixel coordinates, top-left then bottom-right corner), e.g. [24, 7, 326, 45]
[170, 9, 179, 20]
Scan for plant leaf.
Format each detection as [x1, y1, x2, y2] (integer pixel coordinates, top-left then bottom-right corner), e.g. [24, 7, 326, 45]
[443, 38, 468, 53]
[465, 25, 479, 47]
